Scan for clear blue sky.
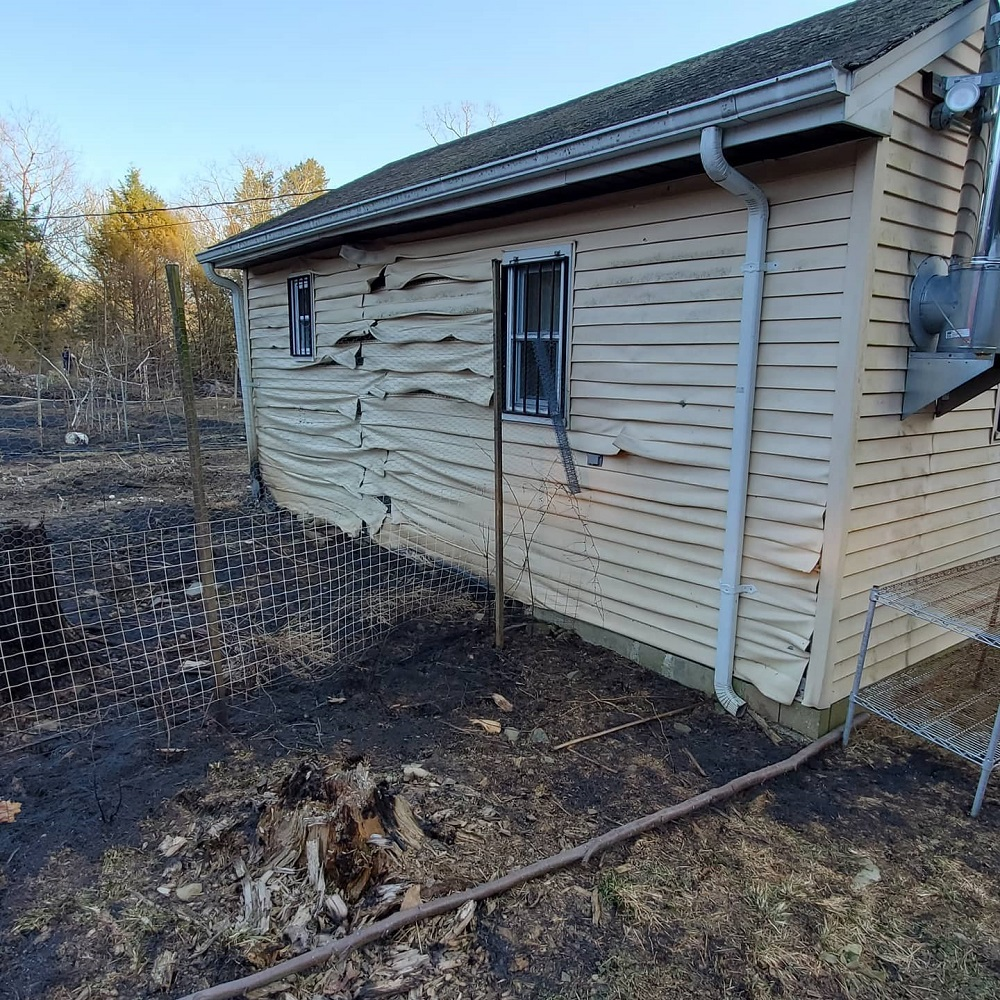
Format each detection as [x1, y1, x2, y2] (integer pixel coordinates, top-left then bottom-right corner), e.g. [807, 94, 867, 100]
[2, 0, 844, 202]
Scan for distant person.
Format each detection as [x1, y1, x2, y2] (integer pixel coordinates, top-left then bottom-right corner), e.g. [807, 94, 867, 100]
[62, 347, 72, 373]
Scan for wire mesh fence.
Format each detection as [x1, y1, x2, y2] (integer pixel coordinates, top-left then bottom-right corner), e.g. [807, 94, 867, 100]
[0, 364, 245, 460]
[1, 352, 493, 742]
[0, 249, 599, 745]
[0, 510, 490, 740]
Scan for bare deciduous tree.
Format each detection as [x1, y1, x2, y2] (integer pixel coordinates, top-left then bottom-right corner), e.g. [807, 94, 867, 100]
[422, 101, 502, 145]
[0, 107, 81, 273]
[0, 108, 79, 356]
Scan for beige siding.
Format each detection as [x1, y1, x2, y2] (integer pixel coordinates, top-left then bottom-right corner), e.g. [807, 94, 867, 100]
[247, 145, 857, 704]
[829, 37, 1000, 704]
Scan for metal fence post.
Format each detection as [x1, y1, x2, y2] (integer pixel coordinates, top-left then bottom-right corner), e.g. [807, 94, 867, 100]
[492, 258, 505, 650]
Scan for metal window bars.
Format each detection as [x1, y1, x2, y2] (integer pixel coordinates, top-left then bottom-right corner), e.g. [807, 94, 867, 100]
[499, 254, 580, 494]
[288, 275, 313, 358]
[842, 555, 1000, 817]
[503, 257, 567, 418]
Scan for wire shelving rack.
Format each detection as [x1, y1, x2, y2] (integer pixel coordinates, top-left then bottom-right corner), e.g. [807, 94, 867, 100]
[842, 556, 1000, 817]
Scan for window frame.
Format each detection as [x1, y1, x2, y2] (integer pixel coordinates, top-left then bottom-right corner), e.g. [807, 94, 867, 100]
[287, 272, 315, 360]
[500, 244, 573, 422]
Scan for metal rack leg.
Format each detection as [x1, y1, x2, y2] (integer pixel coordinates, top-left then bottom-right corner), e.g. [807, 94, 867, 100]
[843, 591, 878, 748]
[971, 703, 1000, 818]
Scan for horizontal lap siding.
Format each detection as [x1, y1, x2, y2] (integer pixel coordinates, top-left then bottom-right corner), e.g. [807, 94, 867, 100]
[831, 40, 1000, 703]
[247, 146, 854, 704]
[566, 149, 852, 702]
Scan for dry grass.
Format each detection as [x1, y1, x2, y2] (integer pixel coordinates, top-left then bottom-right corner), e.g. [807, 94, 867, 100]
[363, 588, 484, 628]
[590, 789, 1000, 999]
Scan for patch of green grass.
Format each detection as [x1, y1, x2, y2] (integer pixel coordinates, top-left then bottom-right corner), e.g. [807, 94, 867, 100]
[98, 846, 144, 901]
[13, 889, 95, 935]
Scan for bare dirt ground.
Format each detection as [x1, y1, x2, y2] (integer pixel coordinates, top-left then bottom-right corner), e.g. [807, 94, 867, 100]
[3, 396, 1000, 1000]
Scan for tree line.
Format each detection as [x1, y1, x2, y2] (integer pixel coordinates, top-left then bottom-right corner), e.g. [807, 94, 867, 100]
[0, 110, 328, 392]
[0, 101, 502, 399]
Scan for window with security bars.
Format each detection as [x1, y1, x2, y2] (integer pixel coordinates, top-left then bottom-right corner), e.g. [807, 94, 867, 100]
[502, 249, 570, 417]
[288, 274, 314, 358]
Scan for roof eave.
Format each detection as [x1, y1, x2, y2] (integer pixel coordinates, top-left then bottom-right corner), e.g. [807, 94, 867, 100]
[198, 62, 852, 268]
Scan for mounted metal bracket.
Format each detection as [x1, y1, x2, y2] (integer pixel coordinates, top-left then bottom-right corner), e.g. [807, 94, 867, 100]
[906, 256, 1000, 416]
[719, 582, 757, 596]
[902, 352, 996, 417]
[929, 70, 1000, 99]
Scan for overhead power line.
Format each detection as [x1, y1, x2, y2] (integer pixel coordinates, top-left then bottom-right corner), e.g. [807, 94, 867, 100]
[19, 188, 332, 223]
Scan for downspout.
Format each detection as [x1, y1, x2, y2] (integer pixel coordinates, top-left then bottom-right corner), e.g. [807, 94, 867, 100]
[699, 125, 771, 716]
[200, 263, 259, 473]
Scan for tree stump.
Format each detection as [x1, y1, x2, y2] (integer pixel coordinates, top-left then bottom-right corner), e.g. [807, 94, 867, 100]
[0, 521, 77, 701]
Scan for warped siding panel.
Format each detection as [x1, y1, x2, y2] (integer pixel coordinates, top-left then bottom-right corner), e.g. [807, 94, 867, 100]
[831, 41, 1000, 704]
[247, 143, 855, 704]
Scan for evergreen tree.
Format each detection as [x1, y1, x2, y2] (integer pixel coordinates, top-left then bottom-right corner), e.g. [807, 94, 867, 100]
[82, 169, 191, 379]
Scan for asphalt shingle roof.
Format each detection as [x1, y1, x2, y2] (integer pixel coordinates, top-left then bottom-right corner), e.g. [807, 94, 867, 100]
[210, 0, 973, 252]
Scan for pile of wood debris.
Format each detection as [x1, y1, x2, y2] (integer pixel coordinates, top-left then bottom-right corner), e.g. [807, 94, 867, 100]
[149, 755, 503, 998]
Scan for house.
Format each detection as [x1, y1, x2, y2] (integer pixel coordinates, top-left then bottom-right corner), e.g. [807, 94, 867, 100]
[197, 0, 1000, 737]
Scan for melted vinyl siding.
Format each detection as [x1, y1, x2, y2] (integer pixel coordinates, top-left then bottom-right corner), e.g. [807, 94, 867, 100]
[246, 146, 855, 704]
[830, 38, 1000, 703]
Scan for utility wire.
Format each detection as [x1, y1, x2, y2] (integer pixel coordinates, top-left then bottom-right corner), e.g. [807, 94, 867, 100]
[13, 188, 331, 223]
[15, 212, 267, 239]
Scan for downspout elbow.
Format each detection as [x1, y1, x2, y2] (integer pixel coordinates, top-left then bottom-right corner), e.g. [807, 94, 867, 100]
[700, 127, 769, 223]
[200, 261, 258, 468]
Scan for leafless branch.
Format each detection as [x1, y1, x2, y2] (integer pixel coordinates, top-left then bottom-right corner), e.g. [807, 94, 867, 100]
[422, 101, 502, 145]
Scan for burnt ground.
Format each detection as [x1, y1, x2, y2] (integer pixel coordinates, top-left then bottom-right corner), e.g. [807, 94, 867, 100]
[0, 391, 249, 541]
[2, 617, 1000, 1000]
[0, 389, 246, 462]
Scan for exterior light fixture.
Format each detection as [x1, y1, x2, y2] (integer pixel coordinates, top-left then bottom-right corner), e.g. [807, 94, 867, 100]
[945, 77, 983, 113]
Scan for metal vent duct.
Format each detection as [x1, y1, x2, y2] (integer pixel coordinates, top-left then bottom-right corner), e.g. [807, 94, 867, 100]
[906, 0, 1000, 417]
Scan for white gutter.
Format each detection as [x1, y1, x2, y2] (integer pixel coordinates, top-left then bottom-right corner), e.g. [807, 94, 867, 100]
[199, 63, 849, 268]
[699, 125, 771, 716]
[200, 262, 258, 467]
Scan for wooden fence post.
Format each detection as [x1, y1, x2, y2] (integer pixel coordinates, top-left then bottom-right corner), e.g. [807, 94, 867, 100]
[165, 262, 228, 719]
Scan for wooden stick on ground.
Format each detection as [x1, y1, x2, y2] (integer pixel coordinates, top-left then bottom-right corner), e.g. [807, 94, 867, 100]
[177, 717, 865, 1000]
[552, 705, 695, 751]
[683, 746, 708, 778]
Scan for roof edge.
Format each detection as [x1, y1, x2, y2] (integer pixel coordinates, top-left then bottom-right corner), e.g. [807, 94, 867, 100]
[199, 62, 850, 267]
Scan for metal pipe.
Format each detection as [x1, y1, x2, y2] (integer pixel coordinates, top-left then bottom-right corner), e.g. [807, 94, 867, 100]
[200, 262, 258, 467]
[699, 126, 770, 717]
[491, 258, 505, 651]
[906, 3, 1000, 412]
[972, 703, 1000, 817]
[959, 0, 1000, 262]
[843, 590, 878, 747]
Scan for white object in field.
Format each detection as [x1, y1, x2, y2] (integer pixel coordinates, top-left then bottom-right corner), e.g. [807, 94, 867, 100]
[64, 431, 90, 446]
[185, 580, 204, 598]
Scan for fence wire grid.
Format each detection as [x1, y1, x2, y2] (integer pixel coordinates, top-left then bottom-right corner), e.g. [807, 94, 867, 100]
[0, 510, 490, 739]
